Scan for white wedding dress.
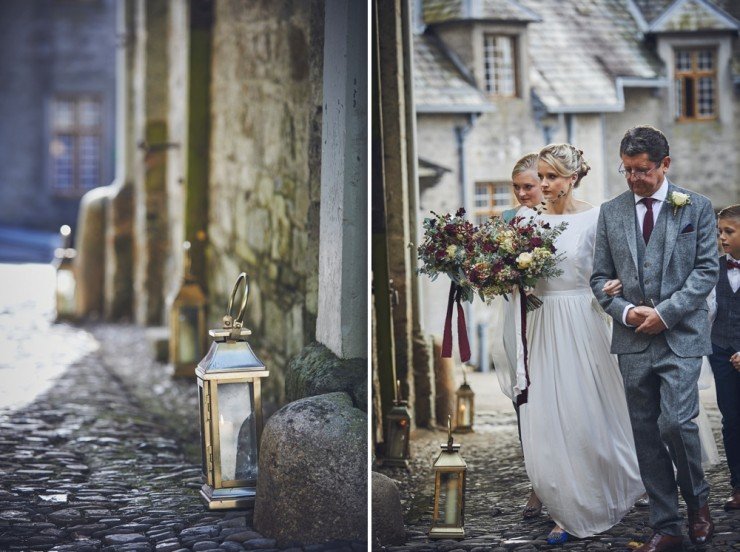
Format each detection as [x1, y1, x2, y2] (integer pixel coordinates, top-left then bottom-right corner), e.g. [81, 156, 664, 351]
[515, 206, 644, 538]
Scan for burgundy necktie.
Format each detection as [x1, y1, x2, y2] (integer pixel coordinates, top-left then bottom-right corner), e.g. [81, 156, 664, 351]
[640, 198, 655, 244]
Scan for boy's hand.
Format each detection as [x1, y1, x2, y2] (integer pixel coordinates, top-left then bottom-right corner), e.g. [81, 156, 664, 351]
[731, 352, 740, 372]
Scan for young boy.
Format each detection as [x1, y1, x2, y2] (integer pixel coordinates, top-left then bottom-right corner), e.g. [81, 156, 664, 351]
[709, 204, 740, 510]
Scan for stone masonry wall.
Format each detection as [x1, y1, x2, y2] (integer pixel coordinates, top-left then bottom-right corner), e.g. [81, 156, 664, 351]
[208, 0, 325, 404]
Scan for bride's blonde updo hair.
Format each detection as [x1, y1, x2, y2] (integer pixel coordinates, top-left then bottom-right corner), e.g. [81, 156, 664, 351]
[538, 143, 591, 188]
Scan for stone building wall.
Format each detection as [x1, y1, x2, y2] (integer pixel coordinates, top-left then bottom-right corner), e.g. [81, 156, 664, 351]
[604, 85, 738, 207]
[0, 0, 116, 233]
[207, 0, 325, 403]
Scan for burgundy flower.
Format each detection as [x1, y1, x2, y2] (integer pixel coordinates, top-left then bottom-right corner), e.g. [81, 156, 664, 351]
[455, 207, 466, 217]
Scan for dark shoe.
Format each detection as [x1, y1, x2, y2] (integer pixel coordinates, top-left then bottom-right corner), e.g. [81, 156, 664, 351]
[687, 503, 714, 545]
[522, 503, 541, 518]
[522, 491, 542, 519]
[635, 493, 649, 507]
[724, 487, 740, 511]
[634, 533, 683, 552]
[546, 527, 569, 545]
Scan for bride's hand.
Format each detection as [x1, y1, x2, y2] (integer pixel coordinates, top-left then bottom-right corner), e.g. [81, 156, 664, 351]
[603, 279, 623, 297]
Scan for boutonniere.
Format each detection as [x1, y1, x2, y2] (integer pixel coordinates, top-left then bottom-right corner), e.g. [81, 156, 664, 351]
[667, 191, 691, 215]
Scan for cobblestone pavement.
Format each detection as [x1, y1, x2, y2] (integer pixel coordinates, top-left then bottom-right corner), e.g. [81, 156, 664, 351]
[375, 403, 740, 551]
[0, 321, 366, 552]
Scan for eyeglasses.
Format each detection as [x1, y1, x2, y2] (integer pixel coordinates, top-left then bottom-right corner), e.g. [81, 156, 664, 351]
[618, 160, 663, 180]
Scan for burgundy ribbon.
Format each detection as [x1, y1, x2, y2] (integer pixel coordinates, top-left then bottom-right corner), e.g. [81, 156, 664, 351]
[515, 285, 530, 407]
[441, 282, 471, 362]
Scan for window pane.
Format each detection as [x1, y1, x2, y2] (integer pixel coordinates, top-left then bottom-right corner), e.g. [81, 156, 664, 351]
[51, 135, 74, 191]
[675, 51, 691, 71]
[698, 77, 714, 115]
[78, 99, 101, 128]
[675, 78, 684, 118]
[697, 50, 713, 70]
[79, 135, 100, 189]
[53, 100, 75, 130]
[484, 35, 515, 96]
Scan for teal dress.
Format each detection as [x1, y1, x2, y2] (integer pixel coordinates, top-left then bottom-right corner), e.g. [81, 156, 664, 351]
[501, 207, 519, 223]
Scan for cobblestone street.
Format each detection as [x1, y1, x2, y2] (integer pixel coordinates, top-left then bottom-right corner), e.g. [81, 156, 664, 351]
[376, 374, 740, 551]
[0, 265, 365, 552]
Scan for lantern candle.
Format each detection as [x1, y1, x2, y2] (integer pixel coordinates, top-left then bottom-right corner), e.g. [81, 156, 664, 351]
[444, 474, 458, 524]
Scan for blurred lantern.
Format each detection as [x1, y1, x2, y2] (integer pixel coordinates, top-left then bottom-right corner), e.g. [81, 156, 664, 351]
[169, 241, 208, 378]
[196, 272, 268, 509]
[430, 415, 467, 540]
[53, 225, 77, 320]
[384, 379, 411, 467]
[454, 369, 475, 433]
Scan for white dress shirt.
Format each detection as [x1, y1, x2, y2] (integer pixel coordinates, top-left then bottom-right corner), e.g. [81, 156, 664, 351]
[708, 254, 740, 323]
[621, 180, 669, 327]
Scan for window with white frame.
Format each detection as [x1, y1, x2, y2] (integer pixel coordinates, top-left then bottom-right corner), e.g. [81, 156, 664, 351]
[474, 181, 514, 224]
[483, 34, 517, 97]
[674, 48, 717, 121]
[50, 96, 102, 195]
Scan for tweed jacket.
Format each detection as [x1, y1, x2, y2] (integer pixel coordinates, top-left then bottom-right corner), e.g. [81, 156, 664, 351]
[590, 181, 719, 356]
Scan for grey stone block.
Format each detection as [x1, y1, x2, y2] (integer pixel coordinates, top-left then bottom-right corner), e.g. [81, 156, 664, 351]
[372, 472, 405, 546]
[253, 392, 367, 545]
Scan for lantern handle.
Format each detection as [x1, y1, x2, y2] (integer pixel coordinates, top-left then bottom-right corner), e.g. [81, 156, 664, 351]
[226, 272, 249, 328]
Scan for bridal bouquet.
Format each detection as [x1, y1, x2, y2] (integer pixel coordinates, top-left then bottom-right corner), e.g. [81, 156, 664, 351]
[417, 208, 568, 397]
[417, 208, 478, 302]
[417, 208, 478, 361]
[468, 214, 568, 310]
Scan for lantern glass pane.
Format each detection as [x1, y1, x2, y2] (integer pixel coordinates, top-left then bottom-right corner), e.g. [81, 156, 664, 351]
[458, 397, 472, 426]
[56, 269, 76, 315]
[436, 472, 461, 526]
[198, 384, 208, 479]
[177, 306, 201, 363]
[217, 382, 258, 482]
[387, 417, 408, 459]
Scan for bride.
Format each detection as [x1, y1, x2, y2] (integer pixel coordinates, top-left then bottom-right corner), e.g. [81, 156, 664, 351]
[515, 144, 644, 543]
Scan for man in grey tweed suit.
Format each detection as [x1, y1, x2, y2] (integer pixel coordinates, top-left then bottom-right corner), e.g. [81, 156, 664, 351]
[590, 126, 719, 552]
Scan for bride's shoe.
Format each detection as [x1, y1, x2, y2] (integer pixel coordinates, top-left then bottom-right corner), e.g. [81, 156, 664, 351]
[546, 527, 569, 545]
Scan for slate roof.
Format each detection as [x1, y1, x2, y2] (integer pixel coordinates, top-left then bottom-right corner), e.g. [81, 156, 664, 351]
[649, 0, 739, 32]
[633, 0, 739, 25]
[518, 0, 664, 112]
[632, 0, 675, 24]
[423, 0, 541, 24]
[413, 33, 494, 112]
[415, 0, 737, 114]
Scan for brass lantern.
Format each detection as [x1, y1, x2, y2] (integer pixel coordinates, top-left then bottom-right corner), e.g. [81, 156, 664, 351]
[196, 273, 268, 509]
[430, 416, 467, 540]
[384, 379, 411, 467]
[53, 225, 77, 321]
[170, 241, 208, 378]
[454, 369, 475, 433]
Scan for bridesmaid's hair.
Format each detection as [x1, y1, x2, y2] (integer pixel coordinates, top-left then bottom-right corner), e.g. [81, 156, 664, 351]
[511, 153, 539, 180]
[620, 125, 670, 163]
[718, 204, 740, 222]
[538, 143, 591, 188]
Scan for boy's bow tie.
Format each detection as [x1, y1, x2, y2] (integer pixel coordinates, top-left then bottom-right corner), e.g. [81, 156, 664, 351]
[728, 259, 740, 270]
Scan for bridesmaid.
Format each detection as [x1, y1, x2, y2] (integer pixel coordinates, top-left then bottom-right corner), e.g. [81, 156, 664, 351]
[492, 153, 545, 518]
